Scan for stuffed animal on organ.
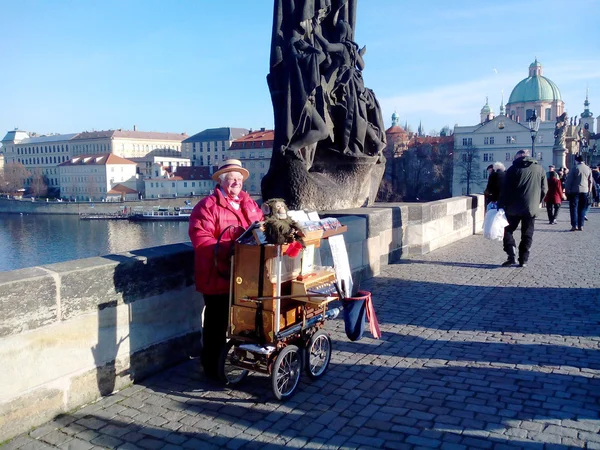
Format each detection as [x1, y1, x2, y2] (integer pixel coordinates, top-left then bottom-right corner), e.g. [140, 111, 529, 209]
[261, 198, 304, 245]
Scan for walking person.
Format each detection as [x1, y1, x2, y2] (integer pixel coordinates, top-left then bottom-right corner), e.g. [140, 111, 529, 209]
[592, 165, 600, 207]
[188, 159, 263, 379]
[564, 154, 592, 231]
[544, 172, 565, 224]
[484, 162, 506, 209]
[497, 149, 547, 267]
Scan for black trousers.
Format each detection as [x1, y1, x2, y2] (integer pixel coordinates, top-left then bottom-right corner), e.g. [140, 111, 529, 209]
[201, 293, 230, 378]
[503, 214, 535, 263]
[546, 203, 561, 223]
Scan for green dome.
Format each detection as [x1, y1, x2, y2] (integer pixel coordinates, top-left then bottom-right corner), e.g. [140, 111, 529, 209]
[508, 61, 562, 104]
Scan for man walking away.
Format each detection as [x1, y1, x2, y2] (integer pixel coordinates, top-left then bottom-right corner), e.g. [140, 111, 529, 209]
[564, 154, 593, 231]
[498, 149, 547, 267]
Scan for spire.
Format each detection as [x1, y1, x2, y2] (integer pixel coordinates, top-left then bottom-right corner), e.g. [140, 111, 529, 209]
[391, 111, 399, 127]
[418, 120, 424, 137]
[581, 87, 593, 118]
[499, 90, 505, 115]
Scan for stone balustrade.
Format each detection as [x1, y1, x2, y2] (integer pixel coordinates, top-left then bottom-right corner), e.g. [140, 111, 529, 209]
[0, 194, 484, 441]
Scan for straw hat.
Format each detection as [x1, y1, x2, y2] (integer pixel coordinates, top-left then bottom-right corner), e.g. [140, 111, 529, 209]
[212, 159, 249, 182]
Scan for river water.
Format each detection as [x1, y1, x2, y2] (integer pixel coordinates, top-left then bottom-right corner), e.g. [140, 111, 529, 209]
[0, 214, 191, 272]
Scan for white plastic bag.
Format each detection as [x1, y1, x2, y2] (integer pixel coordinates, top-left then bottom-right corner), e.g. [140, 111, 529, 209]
[483, 208, 509, 241]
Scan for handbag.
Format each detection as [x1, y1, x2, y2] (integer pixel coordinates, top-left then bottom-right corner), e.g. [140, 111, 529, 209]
[342, 291, 381, 341]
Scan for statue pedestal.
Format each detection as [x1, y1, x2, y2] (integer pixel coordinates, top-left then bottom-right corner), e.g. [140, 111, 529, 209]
[552, 146, 566, 168]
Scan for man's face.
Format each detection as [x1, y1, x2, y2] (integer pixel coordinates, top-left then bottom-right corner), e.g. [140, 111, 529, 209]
[549, 167, 555, 172]
[221, 171, 244, 197]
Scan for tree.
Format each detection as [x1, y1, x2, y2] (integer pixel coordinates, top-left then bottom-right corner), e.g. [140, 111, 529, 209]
[29, 169, 48, 197]
[428, 129, 440, 137]
[0, 162, 30, 193]
[456, 145, 481, 195]
[376, 177, 402, 202]
[440, 125, 453, 137]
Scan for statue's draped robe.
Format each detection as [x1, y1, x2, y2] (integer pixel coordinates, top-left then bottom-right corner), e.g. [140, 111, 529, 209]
[263, 0, 386, 210]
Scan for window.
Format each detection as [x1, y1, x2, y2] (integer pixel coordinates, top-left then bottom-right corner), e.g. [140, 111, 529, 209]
[506, 152, 511, 161]
[545, 108, 551, 121]
[526, 109, 534, 121]
[537, 152, 543, 160]
[462, 154, 467, 162]
[483, 153, 490, 162]
[192, 182, 195, 187]
[484, 137, 489, 145]
[490, 137, 494, 144]
[172, 182, 175, 187]
[506, 136, 516, 144]
[483, 169, 489, 179]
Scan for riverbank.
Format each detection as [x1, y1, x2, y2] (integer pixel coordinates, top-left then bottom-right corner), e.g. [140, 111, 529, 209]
[0, 197, 201, 215]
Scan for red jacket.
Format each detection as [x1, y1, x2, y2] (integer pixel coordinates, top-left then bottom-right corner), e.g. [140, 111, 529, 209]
[544, 176, 564, 204]
[188, 188, 263, 295]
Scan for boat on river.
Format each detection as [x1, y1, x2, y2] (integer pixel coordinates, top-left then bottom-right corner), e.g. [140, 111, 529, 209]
[80, 212, 130, 220]
[128, 206, 193, 222]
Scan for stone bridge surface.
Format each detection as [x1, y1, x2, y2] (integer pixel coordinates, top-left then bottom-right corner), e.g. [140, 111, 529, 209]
[5, 209, 600, 450]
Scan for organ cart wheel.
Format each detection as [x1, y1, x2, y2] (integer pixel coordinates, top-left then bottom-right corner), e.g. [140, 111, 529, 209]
[305, 330, 332, 379]
[218, 340, 249, 385]
[271, 345, 302, 400]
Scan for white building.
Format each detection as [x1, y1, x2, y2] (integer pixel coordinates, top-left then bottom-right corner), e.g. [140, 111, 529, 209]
[128, 155, 191, 179]
[227, 129, 274, 195]
[59, 153, 137, 201]
[71, 129, 187, 159]
[181, 127, 248, 167]
[451, 59, 594, 196]
[1, 128, 187, 196]
[144, 166, 215, 199]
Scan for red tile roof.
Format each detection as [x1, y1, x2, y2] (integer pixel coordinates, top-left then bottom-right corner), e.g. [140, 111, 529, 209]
[174, 165, 217, 181]
[73, 130, 188, 141]
[58, 153, 136, 166]
[229, 129, 274, 150]
[108, 184, 138, 194]
[386, 125, 408, 135]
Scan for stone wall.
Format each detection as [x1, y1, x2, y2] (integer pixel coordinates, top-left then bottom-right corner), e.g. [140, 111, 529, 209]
[0, 195, 484, 441]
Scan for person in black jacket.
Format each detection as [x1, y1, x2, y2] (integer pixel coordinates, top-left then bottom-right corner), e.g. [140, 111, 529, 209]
[484, 161, 506, 208]
[497, 149, 548, 267]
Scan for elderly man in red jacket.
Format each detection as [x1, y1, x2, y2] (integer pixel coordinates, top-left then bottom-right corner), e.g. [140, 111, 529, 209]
[189, 159, 263, 379]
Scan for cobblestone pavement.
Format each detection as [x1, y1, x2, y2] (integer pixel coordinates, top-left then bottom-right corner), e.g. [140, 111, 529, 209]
[5, 209, 600, 449]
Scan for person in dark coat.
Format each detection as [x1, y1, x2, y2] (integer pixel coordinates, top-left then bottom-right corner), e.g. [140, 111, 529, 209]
[484, 161, 506, 208]
[564, 154, 592, 231]
[497, 149, 548, 267]
[544, 172, 565, 224]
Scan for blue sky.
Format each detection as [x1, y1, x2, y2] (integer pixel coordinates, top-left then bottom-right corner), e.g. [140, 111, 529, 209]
[2, 0, 599, 138]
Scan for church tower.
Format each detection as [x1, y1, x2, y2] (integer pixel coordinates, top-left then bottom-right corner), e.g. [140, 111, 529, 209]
[480, 97, 494, 123]
[580, 89, 595, 133]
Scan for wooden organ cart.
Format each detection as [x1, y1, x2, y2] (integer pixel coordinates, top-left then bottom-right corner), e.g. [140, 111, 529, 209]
[219, 225, 347, 400]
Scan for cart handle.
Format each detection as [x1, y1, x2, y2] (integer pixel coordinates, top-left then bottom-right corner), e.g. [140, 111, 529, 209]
[241, 293, 339, 302]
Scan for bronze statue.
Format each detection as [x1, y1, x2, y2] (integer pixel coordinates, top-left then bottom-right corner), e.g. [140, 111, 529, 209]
[262, 0, 386, 210]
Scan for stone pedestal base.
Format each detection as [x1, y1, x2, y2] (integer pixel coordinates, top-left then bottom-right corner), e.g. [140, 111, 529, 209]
[552, 146, 566, 168]
[261, 150, 385, 211]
